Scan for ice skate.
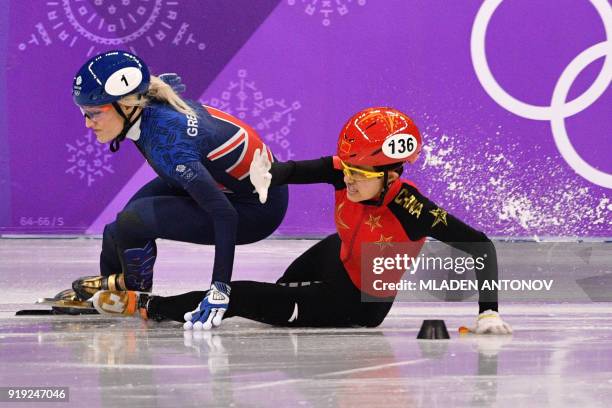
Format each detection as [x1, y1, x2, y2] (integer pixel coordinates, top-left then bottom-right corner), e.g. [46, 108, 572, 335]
[34, 289, 98, 315]
[72, 274, 127, 300]
[91, 290, 151, 320]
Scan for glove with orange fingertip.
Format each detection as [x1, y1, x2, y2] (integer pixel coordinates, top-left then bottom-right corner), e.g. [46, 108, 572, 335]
[459, 310, 512, 335]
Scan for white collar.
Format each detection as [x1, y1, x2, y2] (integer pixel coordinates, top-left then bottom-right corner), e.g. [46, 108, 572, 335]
[125, 117, 142, 141]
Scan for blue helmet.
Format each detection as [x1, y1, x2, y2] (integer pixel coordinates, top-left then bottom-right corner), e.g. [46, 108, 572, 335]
[72, 50, 150, 106]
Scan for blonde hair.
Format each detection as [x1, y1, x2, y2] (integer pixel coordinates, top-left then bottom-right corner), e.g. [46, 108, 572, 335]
[119, 75, 197, 117]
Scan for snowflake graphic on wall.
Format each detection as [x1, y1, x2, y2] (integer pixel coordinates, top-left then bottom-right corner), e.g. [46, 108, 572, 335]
[18, 0, 206, 57]
[202, 69, 301, 162]
[287, 0, 367, 26]
[65, 131, 114, 187]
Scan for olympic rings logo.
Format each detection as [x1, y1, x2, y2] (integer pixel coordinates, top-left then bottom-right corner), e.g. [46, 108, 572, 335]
[471, 0, 612, 189]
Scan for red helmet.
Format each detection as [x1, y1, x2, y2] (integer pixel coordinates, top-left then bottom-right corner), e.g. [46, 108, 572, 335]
[337, 107, 422, 166]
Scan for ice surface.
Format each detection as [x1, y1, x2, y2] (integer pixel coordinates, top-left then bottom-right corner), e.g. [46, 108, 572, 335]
[1, 238, 611, 407]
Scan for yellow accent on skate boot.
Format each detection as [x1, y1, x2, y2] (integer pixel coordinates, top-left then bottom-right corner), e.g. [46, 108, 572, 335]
[72, 276, 105, 299]
[73, 274, 127, 300]
[36, 289, 94, 310]
[112, 274, 127, 291]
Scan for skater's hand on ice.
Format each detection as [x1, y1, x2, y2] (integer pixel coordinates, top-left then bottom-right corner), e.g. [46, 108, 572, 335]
[249, 148, 272, 203]
[183, 282, 230, 330]
[468, 310, 512, 335]
[159, 73, 186, 94]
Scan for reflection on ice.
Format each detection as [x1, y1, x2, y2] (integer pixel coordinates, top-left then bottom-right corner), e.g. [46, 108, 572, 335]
[0, 239, 611, 407]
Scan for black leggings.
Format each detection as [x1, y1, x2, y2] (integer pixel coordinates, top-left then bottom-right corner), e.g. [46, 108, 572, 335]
[148, 234, 394, 327]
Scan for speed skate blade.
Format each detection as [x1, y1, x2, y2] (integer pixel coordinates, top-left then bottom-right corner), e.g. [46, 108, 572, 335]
[34, 296, 98, 315]
[16, 309, 56, 316]
[16, 308, 98, 316]
[36, 297, 94, 309]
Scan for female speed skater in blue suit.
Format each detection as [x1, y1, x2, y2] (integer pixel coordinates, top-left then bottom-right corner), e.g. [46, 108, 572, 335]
[64, 50, 288, 327]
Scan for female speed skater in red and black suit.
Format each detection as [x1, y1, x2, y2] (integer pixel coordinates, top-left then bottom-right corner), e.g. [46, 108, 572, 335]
[59, 51, 288, 327]
[92, 107, 512, 334]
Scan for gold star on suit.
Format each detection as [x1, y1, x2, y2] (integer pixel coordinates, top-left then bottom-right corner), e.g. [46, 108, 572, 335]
[365, 214, 382, 232]
[429, 208, 448, 228]
[374, 234, 394, 250]
[335, 202, 350, 230]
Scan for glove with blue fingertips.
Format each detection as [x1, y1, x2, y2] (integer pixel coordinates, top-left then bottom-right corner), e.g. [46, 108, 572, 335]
[184, 282, 231, 331]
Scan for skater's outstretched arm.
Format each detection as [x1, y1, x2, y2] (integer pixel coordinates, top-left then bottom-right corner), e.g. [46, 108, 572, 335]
[388, 183, 512, 334]
[269, 156, 344, 187]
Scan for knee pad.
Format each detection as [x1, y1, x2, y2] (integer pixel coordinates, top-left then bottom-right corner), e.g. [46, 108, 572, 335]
[115, 209, 151, 248]
[120, 241, 157, 291]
